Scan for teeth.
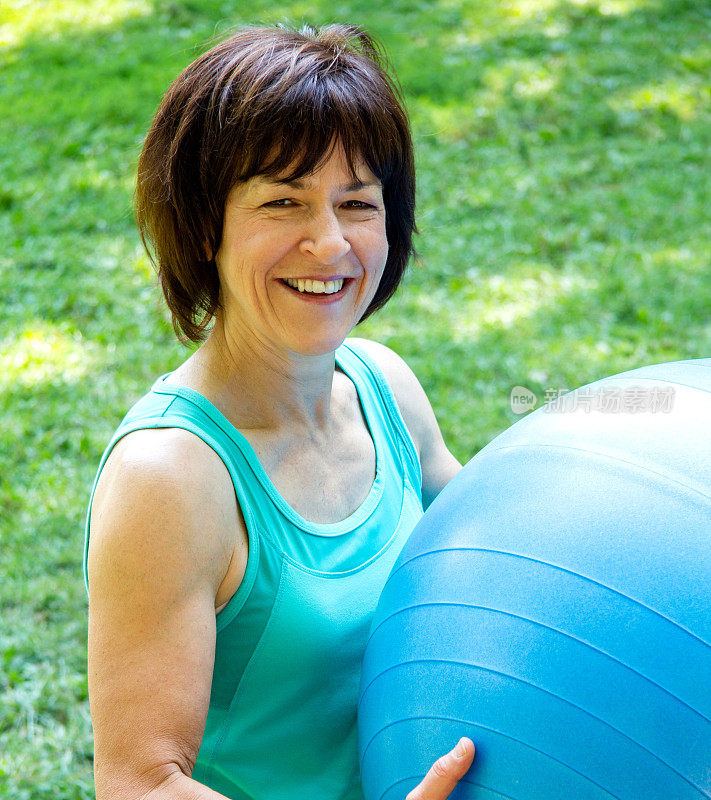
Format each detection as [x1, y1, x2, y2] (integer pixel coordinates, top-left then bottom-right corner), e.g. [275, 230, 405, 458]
[284, 278, 345, 294]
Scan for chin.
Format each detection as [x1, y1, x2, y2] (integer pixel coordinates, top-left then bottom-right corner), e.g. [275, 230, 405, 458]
[290, 333, 351, 357]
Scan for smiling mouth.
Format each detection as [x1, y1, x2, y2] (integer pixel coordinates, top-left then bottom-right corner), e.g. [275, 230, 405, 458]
[282, 277, 346, 295]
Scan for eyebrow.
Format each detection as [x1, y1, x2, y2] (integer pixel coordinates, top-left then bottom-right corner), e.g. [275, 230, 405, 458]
[259, 177, 382, 192]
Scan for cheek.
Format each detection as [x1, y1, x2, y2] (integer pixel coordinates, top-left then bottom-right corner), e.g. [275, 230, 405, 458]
[217, 230, 288, 278]
[359, 222, 389, 268]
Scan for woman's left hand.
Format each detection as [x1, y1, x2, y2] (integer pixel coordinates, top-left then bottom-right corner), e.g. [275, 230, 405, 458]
[404, 738, 475, 800]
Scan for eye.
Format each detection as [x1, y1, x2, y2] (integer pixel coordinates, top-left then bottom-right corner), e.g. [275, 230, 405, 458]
[343, 200, 376, 209]
[264, 198, 295, 208]
[262, 199, 377, 210]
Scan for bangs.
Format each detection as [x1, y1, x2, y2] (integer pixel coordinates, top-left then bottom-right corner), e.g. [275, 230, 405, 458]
[227, 72, 401, 188]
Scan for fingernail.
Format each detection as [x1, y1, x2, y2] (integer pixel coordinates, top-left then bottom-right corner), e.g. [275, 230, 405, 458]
[454, 738, 468, 759]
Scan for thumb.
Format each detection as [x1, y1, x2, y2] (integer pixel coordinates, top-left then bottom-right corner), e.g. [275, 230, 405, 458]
[406, 738, 475, 800]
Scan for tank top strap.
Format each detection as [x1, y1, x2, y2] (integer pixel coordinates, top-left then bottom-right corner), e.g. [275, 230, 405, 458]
[336, 338, 422, 495]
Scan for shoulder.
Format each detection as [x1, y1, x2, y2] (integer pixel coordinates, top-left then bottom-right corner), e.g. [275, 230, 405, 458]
[88, 427, 238, 600]
[345, 337, 462, 508]
[345, 337, 427, 455]
[345, 337, 418, 389]
[95, 427, 236, 518]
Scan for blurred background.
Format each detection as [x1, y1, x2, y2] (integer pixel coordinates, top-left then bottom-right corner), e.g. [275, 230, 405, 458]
[1, 1, 709, 796]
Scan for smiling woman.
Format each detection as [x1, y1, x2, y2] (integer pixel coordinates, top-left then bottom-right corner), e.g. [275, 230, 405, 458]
[211, 144, 388, 356]
[84, 21, 472, 800]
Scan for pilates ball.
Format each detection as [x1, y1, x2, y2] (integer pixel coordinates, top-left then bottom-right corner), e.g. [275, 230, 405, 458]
[358, 359, 711, 800]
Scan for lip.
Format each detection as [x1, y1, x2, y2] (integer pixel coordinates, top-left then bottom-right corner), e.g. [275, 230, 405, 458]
[281, 275, 351, 282]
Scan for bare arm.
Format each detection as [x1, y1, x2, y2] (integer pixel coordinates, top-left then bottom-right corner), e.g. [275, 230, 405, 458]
[87, 428, 246, 800]
[348, 338, 462, 508]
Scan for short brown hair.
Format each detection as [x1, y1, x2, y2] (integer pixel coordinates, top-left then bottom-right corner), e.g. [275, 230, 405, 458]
[135, 22, 417, 343]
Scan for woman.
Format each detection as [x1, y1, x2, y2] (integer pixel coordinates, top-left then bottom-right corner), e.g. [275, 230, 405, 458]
[84, 22, 474, 800]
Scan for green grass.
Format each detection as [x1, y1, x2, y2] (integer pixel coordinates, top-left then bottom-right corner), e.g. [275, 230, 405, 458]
[1, 0, 710, 796]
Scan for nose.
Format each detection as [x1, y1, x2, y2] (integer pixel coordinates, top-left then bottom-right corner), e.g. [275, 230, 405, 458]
[298, 207, 352, 264]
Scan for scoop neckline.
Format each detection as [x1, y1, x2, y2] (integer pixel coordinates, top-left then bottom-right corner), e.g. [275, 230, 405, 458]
[151, 344, 384, 535]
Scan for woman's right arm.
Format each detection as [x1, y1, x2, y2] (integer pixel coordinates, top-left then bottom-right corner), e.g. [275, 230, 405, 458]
[87, 427, 245, 800]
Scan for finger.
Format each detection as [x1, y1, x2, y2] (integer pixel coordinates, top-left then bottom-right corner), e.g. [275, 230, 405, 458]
[405, 737, 475, 800]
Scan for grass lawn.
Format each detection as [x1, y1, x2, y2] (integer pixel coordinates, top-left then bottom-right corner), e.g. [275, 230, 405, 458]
[1, 0, 709, 796]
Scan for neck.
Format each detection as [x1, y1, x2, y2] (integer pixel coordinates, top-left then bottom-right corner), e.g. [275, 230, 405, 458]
[180, 319, 342, 435]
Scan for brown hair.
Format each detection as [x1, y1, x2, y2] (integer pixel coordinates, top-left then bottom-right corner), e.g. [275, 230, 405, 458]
[135, 21, 417, 343]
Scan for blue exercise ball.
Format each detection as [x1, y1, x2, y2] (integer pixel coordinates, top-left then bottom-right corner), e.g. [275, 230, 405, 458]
[358, 359, 711, 800]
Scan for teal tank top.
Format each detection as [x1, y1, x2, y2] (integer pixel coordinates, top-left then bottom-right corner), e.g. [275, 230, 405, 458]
[83, 339, 424, 800]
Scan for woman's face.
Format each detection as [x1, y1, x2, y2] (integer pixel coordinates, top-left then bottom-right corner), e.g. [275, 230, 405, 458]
[214, 142, 388, 357]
